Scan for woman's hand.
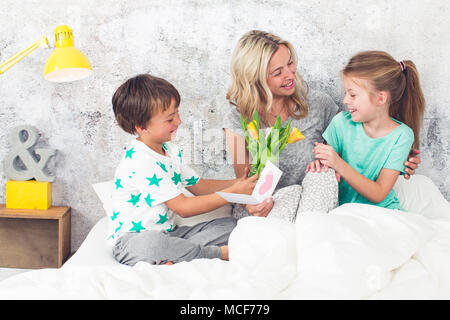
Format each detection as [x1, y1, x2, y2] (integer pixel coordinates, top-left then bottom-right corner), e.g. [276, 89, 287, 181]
[244, 197, 274, 217]
[404, 149, 421, 180]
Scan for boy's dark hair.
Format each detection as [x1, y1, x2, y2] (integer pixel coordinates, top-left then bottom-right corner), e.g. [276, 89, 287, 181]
[112, 74, 180, 134]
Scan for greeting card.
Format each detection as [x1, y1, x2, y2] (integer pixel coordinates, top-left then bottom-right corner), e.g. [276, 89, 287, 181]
[216, 161, 282, 204]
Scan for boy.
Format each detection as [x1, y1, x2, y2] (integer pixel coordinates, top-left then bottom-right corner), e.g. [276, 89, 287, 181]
[110, 74, 256, 265]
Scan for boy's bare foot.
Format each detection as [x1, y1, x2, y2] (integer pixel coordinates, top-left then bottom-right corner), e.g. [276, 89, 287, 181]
[220, 246, 229, 261]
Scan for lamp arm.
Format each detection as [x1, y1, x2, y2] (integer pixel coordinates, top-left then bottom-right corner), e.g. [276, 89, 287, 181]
[0, 36, 48, 74]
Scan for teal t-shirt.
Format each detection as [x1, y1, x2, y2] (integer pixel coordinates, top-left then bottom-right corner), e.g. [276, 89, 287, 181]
[322, 111, 414, 210]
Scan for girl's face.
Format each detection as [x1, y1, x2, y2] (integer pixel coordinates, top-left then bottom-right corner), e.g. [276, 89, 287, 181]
[267, 44, 297, 99]
[342, 75, 378, 123]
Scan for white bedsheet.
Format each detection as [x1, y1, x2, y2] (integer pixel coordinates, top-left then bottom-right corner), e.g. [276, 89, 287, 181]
[0, 174, 449, 299]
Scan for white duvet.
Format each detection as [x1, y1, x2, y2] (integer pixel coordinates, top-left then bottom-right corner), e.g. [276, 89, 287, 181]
[0, 174, 449, 299]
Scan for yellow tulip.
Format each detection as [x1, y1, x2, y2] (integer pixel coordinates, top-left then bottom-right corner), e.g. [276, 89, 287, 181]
[247, 120, 259, 140]
[287, 128, 305, 144]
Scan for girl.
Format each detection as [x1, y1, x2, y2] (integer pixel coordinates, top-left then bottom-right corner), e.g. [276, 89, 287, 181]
[309, 51, 425, 210]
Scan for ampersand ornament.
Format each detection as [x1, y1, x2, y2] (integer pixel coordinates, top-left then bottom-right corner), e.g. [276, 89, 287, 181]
[3, 125, 57, 182]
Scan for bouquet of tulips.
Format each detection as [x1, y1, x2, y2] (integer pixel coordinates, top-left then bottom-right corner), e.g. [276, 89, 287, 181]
[240, 110, 305, 177]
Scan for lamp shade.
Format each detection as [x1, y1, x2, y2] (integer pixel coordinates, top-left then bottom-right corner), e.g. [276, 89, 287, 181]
[43, 25, 92, 82]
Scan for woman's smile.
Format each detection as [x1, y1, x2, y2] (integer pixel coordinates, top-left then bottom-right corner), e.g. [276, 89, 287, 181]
[281, 79, 295, 90]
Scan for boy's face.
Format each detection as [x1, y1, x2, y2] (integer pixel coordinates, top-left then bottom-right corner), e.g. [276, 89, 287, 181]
[139, 98, 181, 144]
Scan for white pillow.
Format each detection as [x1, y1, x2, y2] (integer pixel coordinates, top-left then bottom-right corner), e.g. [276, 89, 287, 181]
[91, 180, 114, 216]
[91, 180, 232, 226]
[393, 174, 450, 220]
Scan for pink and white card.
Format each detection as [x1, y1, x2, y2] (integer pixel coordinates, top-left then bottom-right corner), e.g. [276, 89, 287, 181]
[216, 161, 282, 204]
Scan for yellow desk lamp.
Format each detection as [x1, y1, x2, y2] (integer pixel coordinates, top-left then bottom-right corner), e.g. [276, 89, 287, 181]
[0, 25, 92, 82]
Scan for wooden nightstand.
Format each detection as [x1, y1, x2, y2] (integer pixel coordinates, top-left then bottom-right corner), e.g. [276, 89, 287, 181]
[0, 205, 71, 269]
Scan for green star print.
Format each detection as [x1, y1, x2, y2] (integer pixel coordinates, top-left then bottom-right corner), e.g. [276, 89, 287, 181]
[146, 173, 163, 187]
[129, 221, 145, 232]
[111, 211, 119, 221]
[185, 176, 199, 186]
[156, 212, 168, 224]
[125, 147, 136, 159]
[156, 161, 168, 173]
[127, 193, 141, 206]
[171, 172, 181, 185]
[115, 222, 123, 233]
[114, 178, 123, 189]
[145, 193, 155, 207]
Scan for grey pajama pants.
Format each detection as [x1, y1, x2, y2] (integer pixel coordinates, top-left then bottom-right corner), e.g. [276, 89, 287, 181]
[232, 168, 339, 222]
[113, 217, 236, 266]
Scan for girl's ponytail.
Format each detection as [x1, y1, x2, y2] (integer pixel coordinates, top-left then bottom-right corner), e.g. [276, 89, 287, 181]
[343, 51, 425, 149]
[389, 60, 425, 149]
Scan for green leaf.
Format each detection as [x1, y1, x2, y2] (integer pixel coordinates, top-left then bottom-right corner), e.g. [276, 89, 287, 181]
[247, 140, 258, 156]
[240, 114, 254, 148]
[269, 128, 280, 155]
[240, 114, 248, 132]
[249, 165, 258, 177]
[274, 115, 281, 130]
[253, 109, 261, 131]
[284, 121, 291, 140]
[266, 128, 274, 150]
[256, 163, 264, 178]
[278, 134, 290, 153]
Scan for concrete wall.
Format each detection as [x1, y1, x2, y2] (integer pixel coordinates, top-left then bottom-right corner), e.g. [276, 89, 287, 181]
[1, 0, 448, 250]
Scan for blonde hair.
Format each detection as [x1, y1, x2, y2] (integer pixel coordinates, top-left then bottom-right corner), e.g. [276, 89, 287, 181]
[342, 51, 425, 149]
[226, 30, 309, 126]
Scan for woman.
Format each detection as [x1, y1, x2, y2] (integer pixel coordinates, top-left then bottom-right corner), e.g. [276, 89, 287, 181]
[223, 30, 421, 219]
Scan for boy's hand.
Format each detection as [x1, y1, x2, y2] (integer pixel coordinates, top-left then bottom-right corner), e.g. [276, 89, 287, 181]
[230, 166, 258, 195]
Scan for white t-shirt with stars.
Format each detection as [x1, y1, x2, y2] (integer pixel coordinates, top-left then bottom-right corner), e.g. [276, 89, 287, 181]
[108, 139, 200, 242]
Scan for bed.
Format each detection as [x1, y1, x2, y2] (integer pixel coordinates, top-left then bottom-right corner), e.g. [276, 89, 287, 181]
[0, 174, 449, 299]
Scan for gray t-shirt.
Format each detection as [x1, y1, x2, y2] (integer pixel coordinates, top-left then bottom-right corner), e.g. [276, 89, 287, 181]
[223, 89, 339, 189]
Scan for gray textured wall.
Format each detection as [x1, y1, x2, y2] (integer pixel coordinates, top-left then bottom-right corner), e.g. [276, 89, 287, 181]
[1, 0, 448, 251]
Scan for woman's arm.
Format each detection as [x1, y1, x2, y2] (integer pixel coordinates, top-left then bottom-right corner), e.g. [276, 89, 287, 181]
[224, 128, 250, 178]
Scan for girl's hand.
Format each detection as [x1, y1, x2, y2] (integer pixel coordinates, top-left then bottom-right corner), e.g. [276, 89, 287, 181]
[306, 158, 341, 182]
[313, 142, 343, 173]
[244, 197, 274, 217]
[306, 159, 325, 172]
[404, 149, 421, 180]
